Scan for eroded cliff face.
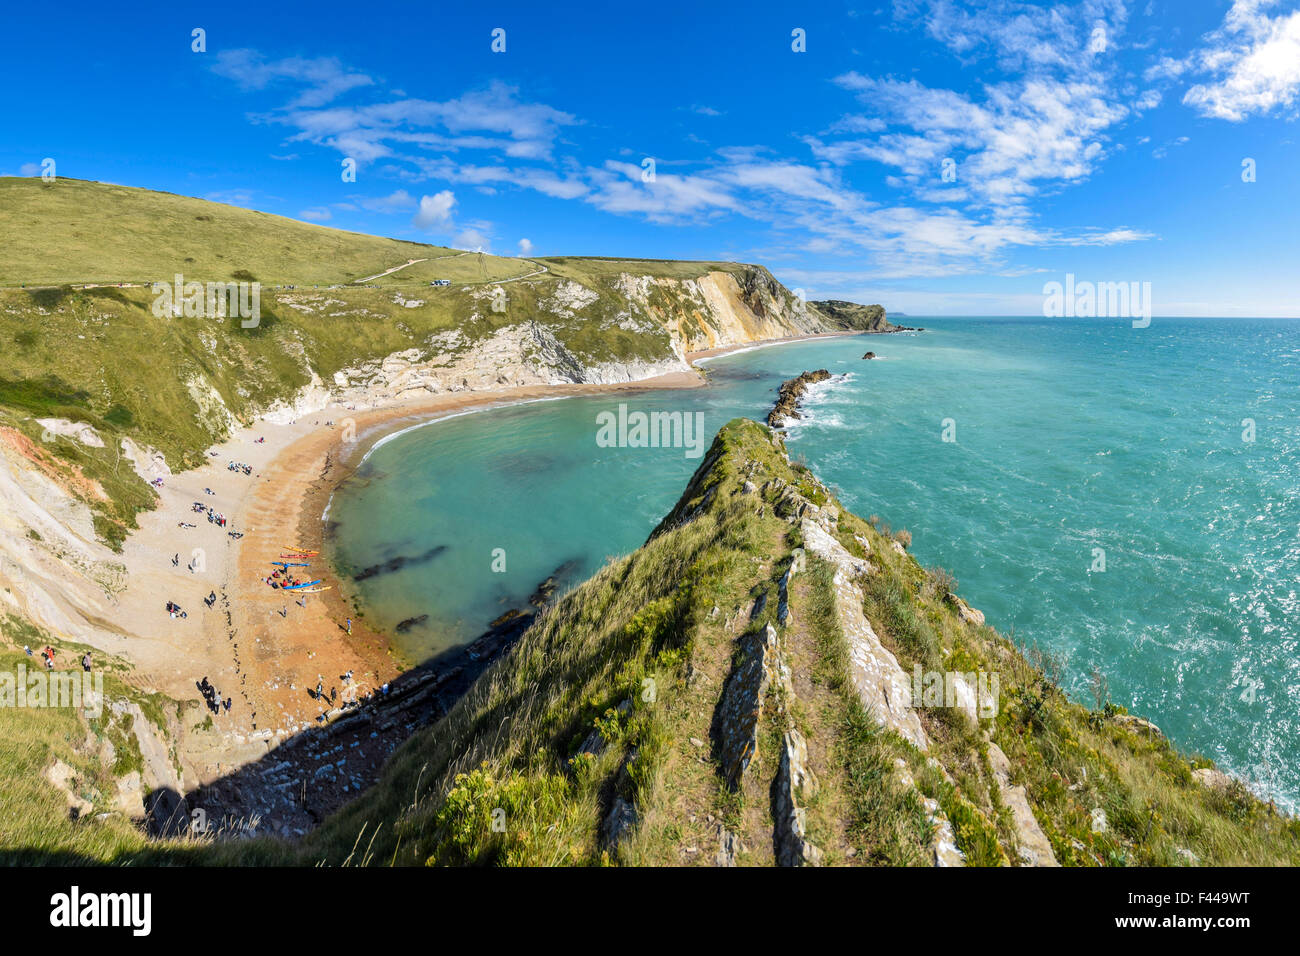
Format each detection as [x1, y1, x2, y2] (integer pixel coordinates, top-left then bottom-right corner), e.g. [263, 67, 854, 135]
[616, 267, 827, 355]
[262, 266, 836, 417]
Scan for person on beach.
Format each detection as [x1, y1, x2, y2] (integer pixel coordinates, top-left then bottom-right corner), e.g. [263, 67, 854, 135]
[172, 553, 179, 567]
[81, 652, 91, 672]
[346, 618, 352, 635]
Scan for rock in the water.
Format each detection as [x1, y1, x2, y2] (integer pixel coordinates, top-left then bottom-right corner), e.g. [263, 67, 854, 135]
[862, 351, 876, 359]
[767, 369, 832, 428]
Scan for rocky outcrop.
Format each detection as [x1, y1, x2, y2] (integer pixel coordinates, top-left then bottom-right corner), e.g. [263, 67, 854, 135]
[713, 623, 785, 788]
[767, 370, 832, 428]
[1192, 767, 1234, 792]
[772, 729, 822, 866]
[947, 593, 986, 627]
[809, 300, 892, 332]
[799, 517, 929, 751]
[896, 760, 965, 866]
[987, 741, 1059, 867]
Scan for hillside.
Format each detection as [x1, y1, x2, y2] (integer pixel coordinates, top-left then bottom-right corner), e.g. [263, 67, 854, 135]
[6, 418, 1292, 865]
[0, 178, 863, 556]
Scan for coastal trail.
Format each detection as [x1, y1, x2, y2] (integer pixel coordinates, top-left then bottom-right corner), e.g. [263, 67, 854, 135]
[354, 258, 429, 283]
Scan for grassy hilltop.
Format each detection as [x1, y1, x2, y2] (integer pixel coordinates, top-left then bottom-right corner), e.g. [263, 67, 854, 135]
[0, 177, 455, 287]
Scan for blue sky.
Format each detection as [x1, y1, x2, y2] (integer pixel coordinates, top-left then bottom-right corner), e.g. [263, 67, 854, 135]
[3, 0, 1298, 315]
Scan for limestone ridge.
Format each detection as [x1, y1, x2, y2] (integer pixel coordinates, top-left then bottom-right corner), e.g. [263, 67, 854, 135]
[767, 369, 833, 428]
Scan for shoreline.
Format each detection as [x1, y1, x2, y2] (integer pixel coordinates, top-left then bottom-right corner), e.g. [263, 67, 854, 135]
[104, 328, 864, 787]
[288, 371, 711, 676]
[294, 329, 873, 673]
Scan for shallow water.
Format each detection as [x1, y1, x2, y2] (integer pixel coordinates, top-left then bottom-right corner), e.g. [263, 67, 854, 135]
[329, 317, 1300, 807]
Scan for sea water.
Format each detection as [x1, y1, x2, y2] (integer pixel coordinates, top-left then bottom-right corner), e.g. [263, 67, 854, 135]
[329, 317, 1300, 807]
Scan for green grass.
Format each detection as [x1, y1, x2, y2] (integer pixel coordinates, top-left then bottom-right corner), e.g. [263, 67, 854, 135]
[0, 616, 182, 863]
[0, 177, 453, 287]
[372, 252, 544, 286]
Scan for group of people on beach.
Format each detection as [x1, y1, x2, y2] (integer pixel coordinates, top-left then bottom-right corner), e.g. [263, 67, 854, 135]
[265, 567, 308, 589]
[165, 600, 187, 619]
[191, 500, 231, 528]
[197, 676, 231, 716]
[227, 461, 253, 475]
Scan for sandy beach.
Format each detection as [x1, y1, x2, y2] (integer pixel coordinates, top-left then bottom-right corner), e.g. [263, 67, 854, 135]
[111, 330, 863, 787]
[112, 368, 710, 781]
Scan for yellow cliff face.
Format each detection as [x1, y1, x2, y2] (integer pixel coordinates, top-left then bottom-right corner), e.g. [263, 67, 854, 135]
[623, 268, 825, 355]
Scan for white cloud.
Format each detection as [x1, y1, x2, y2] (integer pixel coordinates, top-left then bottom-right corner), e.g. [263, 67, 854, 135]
[1135, 89, 1162, 110]
[207, 25, 1151, 282]
[204, 189, 255, 207]
[412, 191, 456, 230]
[584, 161, 748, 223]
[299, 207, 332, 222]
[274, 81, 578, 166]
[1182, 0, 1300, 121]
[518, 238, 534, 256]
[1151, 135, 1189, 159]
[822, 71, 1127, 215]
[455, 228, 491, 252]
[357, 189, 416, 213]
[211, 50, 374, 108]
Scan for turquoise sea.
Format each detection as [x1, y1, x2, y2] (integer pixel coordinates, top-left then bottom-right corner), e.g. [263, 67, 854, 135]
[329, 318, 1300, 808]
